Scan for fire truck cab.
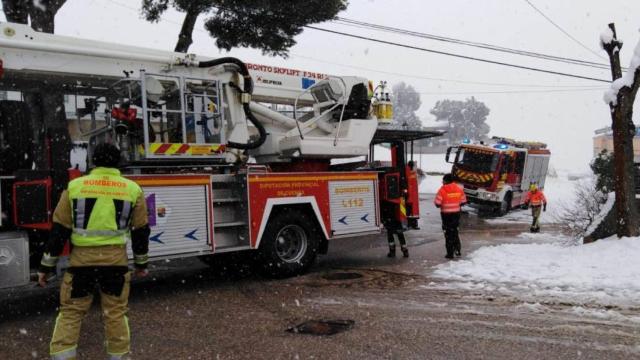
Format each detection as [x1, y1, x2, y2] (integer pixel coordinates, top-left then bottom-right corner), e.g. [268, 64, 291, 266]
[446, 137, 551, 215]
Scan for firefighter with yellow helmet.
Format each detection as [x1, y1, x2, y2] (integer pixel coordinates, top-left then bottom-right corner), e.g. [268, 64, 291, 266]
[523, 183, 547, 233]
[37, 143, 150, 360]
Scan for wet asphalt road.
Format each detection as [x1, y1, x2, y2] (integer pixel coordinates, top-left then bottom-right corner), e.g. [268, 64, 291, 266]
[1, 195, 639, 359]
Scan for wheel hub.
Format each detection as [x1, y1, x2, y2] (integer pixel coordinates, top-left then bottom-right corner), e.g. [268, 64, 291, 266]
[275, 224, 308, 263]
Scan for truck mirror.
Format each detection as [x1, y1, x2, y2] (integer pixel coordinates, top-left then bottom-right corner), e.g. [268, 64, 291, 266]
[445, 147, 458, 164]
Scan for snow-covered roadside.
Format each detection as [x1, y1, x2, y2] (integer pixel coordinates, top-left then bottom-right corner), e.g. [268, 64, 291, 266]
[431, 235, 640, 308]
[483, 172, 585, 225]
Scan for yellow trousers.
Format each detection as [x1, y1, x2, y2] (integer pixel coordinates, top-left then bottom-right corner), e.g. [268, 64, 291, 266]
[50, 270, 131, 359]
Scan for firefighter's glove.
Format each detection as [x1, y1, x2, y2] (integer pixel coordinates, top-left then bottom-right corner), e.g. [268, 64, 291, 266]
[543, 204, 547, 212]
[37, 272, 50, 288]
[134, 268, 149, 278]
[523, 202, 529, 210]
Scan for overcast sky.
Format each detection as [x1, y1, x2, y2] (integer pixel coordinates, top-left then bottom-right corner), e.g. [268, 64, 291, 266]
[5, 0, 640, 172]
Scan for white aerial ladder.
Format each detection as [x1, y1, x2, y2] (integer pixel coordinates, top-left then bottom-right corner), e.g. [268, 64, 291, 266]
[0, 22, 376, 166]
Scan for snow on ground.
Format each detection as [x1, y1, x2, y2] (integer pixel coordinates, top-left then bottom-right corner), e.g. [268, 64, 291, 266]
[431, 235, 640, 308]
[417, 153, 453, 194]
[413, 153, 451, 173]
[419, 174, 443, 195]
[513, 302, 640, 324]
[586, 192, 615, 235]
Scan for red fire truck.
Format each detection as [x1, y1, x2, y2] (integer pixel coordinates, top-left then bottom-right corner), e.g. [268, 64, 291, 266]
[0, 22, 441, 288]
[446, 137, 551, 215]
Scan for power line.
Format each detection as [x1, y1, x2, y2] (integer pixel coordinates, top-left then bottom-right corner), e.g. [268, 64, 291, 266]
[104, 0, 610, 85]
[416, 87, 607, 95]
[335, 17, 613, 70]
[290, 53, 604, 89]
[523, 0, 606, 61]
[305, 26, 610, 83]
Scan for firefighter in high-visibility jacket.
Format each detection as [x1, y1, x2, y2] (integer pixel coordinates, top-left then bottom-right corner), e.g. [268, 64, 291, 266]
[524, 183, 547, 233]
[434, 173, 467, 259]
[37, 143, 150, 360]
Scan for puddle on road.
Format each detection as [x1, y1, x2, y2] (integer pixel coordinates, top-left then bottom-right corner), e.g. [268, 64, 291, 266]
[296, 268, 420, 289]
[322, 272, 364, 281]
[286, 319, 355, 336]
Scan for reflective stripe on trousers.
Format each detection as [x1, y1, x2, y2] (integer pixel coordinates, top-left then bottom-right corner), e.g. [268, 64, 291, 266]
[51, 347, 77, 360]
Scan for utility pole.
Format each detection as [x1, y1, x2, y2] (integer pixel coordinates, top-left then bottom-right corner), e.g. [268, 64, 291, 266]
[602, 23, 640, 237]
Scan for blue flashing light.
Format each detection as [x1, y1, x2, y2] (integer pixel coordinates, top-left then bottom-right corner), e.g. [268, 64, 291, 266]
[302, 78, 316, 89]
[493, 144, 509, 150]
[462, 138, 471, 144]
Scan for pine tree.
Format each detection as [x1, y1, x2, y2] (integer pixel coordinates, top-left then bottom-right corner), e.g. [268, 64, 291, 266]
[141, 0, 348, 54]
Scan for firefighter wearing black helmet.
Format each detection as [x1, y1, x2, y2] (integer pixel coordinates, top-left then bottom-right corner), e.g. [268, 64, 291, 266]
[37, 143, 150, 360]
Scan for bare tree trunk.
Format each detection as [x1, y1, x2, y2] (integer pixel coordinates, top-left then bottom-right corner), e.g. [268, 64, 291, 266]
[29, 2, 71, 174]
[29, 6, 56, 33]
[174, 7, 200, 53]
[1, 0, 29, 23]
[603, 23, 640, 238]
[2, 1, 71, 178]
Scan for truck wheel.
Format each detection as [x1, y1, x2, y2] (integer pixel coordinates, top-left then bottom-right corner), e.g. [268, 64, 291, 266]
[258, 208, 320, 278]
[498, 192, 512, 216]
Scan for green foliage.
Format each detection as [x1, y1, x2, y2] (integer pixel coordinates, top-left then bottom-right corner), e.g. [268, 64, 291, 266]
[590, 149, 614, 193]
[430, 97, 490, 143]
[391, 82, 422, 128]
[141, 0, 348, 56]
[142, 0, 211, 22]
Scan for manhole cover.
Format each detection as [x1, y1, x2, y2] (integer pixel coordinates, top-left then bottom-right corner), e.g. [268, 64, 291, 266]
[286, 319, 355, 336]
[322, 272, 363, 281]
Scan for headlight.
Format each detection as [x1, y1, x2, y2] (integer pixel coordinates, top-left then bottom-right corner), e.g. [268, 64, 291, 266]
[480, 192, 498, 201]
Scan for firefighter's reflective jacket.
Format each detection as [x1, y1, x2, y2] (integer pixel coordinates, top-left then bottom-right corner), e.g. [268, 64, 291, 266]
[434, 183, 467, 213]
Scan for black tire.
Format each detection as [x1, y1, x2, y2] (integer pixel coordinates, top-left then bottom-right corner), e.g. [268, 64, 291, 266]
[497, 192, 512, 216]
[258, 208, 321, 278]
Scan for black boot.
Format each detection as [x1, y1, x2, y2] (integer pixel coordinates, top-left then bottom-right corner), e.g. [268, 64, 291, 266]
[401, 247, 409, 258]
[387, 245, 396, 258]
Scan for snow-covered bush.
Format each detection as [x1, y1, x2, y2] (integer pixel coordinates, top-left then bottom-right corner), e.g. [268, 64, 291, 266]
[554, 178, 608, 238]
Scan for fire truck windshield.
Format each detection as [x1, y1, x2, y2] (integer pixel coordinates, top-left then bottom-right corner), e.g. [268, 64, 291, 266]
[455, 148, 499, 173]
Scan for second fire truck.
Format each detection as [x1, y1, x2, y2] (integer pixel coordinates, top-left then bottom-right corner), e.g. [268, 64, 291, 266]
[446, 137, 551, 215]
